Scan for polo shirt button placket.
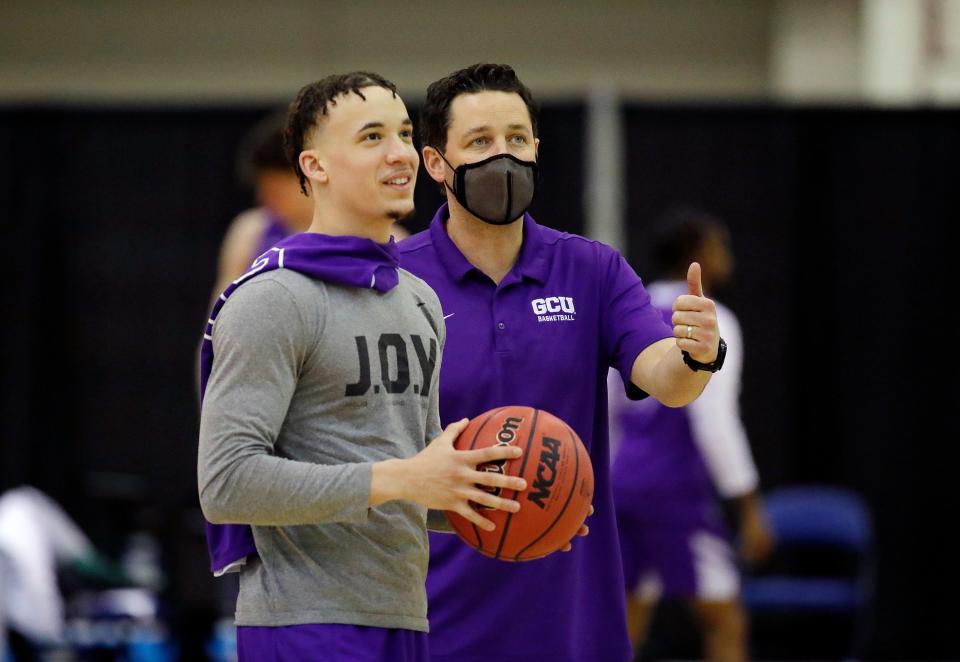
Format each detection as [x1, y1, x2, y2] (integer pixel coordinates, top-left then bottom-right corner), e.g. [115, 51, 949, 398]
[492, 295, 509, 351]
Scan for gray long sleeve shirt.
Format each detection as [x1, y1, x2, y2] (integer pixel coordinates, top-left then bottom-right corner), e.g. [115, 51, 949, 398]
[198, 268, 444, 630]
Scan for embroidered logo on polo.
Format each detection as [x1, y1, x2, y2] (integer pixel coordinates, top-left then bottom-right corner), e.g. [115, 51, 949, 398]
[530, 296, 576, 322]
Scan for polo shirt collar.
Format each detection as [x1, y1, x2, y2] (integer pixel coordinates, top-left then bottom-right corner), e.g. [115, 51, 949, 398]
[428, 203, 549, 284]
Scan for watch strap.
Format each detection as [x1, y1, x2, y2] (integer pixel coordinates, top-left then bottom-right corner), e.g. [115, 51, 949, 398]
[682, 337, 726, 373]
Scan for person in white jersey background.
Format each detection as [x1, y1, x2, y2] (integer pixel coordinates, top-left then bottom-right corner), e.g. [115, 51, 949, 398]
[609, 206, 774, 662]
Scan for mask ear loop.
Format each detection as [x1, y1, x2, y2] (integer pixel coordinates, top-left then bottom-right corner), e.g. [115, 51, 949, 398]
[430, 146, 471, 210]
[429, 146, 459, 197]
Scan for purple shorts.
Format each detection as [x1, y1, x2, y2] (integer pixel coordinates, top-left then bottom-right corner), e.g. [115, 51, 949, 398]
[616, 502, 739, 602]
[236, 623, 428, 662]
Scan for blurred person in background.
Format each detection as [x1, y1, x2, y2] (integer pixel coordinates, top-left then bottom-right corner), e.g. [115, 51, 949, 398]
[0, 486, 132, 659]
[398, 63, 725, 662]
[610, 206, 773, 662]
[197, 71, 525, 662]
[210, 110, 407, 303]
[210, 110, 314, 300]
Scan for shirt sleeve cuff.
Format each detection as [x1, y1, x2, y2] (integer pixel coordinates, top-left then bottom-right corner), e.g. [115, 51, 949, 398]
[340, 462, 373, 524]
[427, 509, 454, 532]
[615, 332, 672, 400]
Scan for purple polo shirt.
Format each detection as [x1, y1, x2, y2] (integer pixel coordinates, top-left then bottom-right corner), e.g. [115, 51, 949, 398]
[398, 205, 671, 662]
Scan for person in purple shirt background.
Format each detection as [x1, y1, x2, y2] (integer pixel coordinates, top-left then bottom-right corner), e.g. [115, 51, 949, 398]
[609, 207, 773, 661]
[209, 110, 315, 302]
[398, 63, 726, 662]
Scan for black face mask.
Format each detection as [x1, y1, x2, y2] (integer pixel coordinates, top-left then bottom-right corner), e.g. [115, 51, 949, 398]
[435, 151, 538, 225]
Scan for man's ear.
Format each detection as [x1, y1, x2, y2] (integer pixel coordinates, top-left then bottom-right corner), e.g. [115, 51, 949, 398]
[422, 145, 448, 185]
[534, 137, 540, 160]
[299, 150, 327, 187]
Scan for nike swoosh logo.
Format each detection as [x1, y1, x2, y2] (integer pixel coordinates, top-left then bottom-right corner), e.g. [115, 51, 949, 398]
[443, 313, 455, 320]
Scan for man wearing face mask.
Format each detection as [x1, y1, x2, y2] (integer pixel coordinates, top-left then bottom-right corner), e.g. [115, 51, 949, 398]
[398, 63, 726, 662]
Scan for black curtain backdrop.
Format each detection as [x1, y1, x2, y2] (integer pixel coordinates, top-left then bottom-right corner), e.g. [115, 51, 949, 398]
[1, 103, 954, 658]
[624, 105, 957, 659]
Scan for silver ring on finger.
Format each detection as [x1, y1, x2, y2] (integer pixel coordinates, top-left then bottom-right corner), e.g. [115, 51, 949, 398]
[686, 325, 694, 340]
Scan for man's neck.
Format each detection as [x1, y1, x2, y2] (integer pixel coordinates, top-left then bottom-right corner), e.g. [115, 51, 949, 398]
[446, 204, 523, 285]
[307, 207, 392, 243]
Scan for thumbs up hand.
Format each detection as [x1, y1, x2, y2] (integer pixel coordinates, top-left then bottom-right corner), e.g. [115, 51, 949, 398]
[671, 262, 720, 364]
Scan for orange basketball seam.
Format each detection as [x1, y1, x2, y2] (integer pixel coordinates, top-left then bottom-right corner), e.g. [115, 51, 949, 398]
[493, 407, 539, 560]
[466, 407, 507, 552]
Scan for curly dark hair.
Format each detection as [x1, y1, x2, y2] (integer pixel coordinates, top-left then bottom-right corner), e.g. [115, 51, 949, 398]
[420, 63, 539, 152]
[284, 71, 399, 195]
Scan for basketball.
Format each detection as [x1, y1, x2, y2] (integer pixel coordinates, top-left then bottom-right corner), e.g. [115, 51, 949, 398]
[446, 405, 594, 561]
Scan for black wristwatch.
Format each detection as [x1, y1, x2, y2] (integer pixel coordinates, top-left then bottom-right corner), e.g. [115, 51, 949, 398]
[682, 337, 727, 373]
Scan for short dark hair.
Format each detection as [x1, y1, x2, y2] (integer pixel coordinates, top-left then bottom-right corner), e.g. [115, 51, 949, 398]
[235, 110, 289, 187]
[420, 63, 539, 152]
[284, 71, 399, 195]
[648, 206, 729, 280]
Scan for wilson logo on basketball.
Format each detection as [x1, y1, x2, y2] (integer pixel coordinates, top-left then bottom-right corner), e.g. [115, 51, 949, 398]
[497, 416, 523, 444]
[527, 436, 562, 509]
[530, 297, 576, 323]
[477, 416, 524, 509]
